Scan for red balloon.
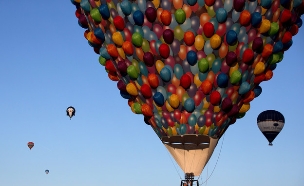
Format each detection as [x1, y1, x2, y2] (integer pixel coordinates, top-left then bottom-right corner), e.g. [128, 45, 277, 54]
[210, 91, 221, 105]
[203, 22, 214, 38]
[159, 43, 170, 59]
[242, 49, 254, 64]
[180, 74, 192, 89]
[167, 84, 177, 94]
[113, 16, 125, 31]
[140, 84, 152, 98]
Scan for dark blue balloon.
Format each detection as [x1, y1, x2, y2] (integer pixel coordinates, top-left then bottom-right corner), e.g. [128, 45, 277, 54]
[160, 67, 172, 82]
[187, 50, 198, 66]
[296, 18, 303, 28]
[217, 73, 228, 88]
[78, 20, 88, 29]
[184, 98, 195, 113]
[261, 0, 272, 8]
[120, 91, 131, 99]
[273, 41, 283, 53]
[161, 117, 168, 129]
[187, 0, 197, 6]
[153, 92, 165, 106]
[133, 10, 144, 26]
[253, 86, 262, 98]
[197, 115, 206, 127]
[226, 30, 238, 45]
[269, 63, 277, 71]
[94, 28, 105, 42]
[99, 4, 110, 19]
[251, 12, 262, 27]
[283, 40, 293, 50]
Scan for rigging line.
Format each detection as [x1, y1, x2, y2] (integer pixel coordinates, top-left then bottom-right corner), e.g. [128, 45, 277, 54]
[198, 134, 226, 185]
[163, 144, 182, 180]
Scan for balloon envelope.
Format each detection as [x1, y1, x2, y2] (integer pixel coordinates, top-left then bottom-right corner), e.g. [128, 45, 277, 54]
[257, 110, 285, 146]
[45, 170, 49, 174]
[27, 142, 34, 150]
[66, 106, 76, 119]
[70, 0, 303, 177]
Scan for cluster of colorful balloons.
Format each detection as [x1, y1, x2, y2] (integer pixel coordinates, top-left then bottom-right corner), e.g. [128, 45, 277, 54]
[70, 0, 303, 139]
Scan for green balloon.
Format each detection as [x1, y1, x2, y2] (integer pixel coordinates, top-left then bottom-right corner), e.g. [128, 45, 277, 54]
[175, 9, 186, 24]
[132, 33, 143, 47]
[127, 65, 139, 79]
[90, 8, 102, 22]
[142, 39, 150, 52]
[167, 127, 173, 136]
[268, 22, 279, 36]
[198, 58, 209, 73]
[236, 112, 246, 118]
[99, 56, 106, 66]
[199, 126, 206, 134]
[230, 70, 241, 84]
[174, 26, 184, 41]
[206, 53, 215, 67]
[133, 102, 142, 114]
[131, 59, 140, 73]
[229, 41, 238, 51]
[182, 92, 190, 105]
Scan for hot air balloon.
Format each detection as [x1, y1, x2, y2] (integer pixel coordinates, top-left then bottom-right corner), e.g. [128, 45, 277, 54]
[45, 169, 49, 174]
[66, 106, 75, 119]
[257, 110, 285, 146]
[27, 142, 34, 150]
[70, 0, 303, 183]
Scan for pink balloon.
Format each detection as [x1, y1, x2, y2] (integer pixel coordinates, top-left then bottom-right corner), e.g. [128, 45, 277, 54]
[197, 51, 206, 59]
[153, 24, 163, 39]
[165, 56, 176, 69]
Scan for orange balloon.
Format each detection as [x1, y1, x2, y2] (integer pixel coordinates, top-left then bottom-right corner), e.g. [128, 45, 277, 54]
[173, 0, 183, 9]
[122, 41, 134, 56]
[141, 75, 149, 85]
[184, 31, 195, 46]
[135, 47, 144, 61]
[243, 90, 255, 103]
[200, 13, 211, 27]
[176, 86, 185, 102]
[109, 24, 117, 34]
[157, 8, 163, 22]
[200, 80, 212, 95]
[262, 44, 273, 58]
[171, 75, 180, 87]
[160, 10, 171, 26]
[180, 113, 187, 124]
[107, 44, 119, 58]
[265, 70, 273, 81]
[206, 71, 215, 84]
[108, 72, 119, 81]
[219, 42, 228, 58]
[142, 104, 153, 117]
[182, 4, 192, 18]
[178, 45, 187, 60]
[148, 73, 159, 89]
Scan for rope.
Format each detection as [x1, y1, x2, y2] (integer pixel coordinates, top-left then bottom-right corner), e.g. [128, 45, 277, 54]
[198, 134, 226, 185]
[163, 144, 182, 180]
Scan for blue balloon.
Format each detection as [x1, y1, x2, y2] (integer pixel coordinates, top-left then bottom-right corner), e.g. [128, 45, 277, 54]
[269, 63, 277, 71]
[217, 73, 229, 88]
[161, 117, 168, 129]
[120, 0, 132, 16]
[197, 115, 206, 127]
[99, 4, 110, 19]
[133, 10, 144, 26]
[174, 64, 184, 79]
[251, 12, 262, 27]
[157, 86, 168, 100]
[120, 91, 131, 99]
[184, 98, 195, 113]
[226, 30, 238, 45]
[187, 51, 198, 66]
[253, 86, 262, 97]
[80, 0, 90, 13]
[188, 114, 197, 126]
[160, 66, 172, 82]
[187, 0, 197, 6]
[216, 8, 228, 23]
[153, 92, 165, 106]
[273, 41, 283, 53]
[179, 124, 187, 135]
[139, 62, 148, 76]
[94, 28, 105, 42]
[99, 47, 111, 59]
[212, 58, 222, 73]
[199, 72, 208, 81]
[283, 40, 293, 50]
[261, 0, 272, 8]
[239, 82, 251, 95]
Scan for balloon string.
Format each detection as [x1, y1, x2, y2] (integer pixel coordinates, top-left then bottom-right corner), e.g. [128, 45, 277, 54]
[198, 134, 226, 185]
[163, 144, 182, 180]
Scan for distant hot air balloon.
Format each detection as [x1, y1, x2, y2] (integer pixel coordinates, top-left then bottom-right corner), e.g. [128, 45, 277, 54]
[45, 170, 49, 174]
[70, 0, 303, 184]
[27, 142, 34, 150]
[66, 106, 75, 119]
[257, 110, 285, 146]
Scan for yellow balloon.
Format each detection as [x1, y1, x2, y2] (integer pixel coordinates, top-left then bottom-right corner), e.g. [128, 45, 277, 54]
[155, 60, 165, 74]
[112, 32, 124, 46]
[165, 101, 175, 112]
[126, 83, 138, 96]
[259, 19, 271, 34]
[254, 62, 265, 75]
[194, 35, 205, 50]
[239, 103, 250, 113]
[152, 0, 160, 8]
[210, 34, 222, 49]
[171, 126, 178, 136]
[213, 105, 221, 112]
[117, 47, 126, 59]
[194, 73, 202, 87]
[203, 97, 210, 109]
[203, 126, 210, 135]
[169, 94, 180, 108]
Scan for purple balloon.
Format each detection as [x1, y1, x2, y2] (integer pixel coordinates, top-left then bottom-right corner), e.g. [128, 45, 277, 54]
[187, 83, 198, 97]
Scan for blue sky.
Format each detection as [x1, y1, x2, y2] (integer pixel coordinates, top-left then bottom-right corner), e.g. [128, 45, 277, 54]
[0, 1, 303, 186]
